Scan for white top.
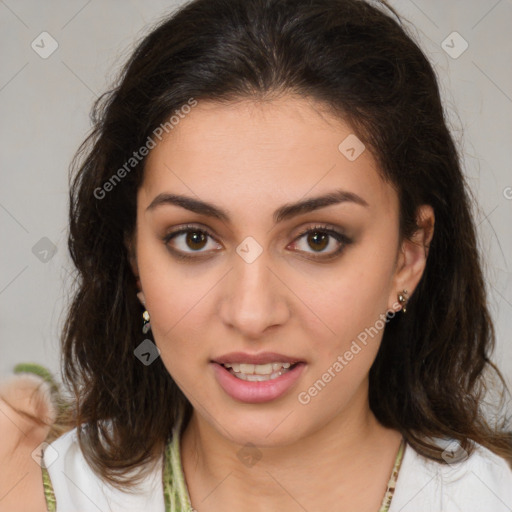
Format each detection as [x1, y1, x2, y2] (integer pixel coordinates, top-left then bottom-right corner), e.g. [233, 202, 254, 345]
[388, 441, 512, 511]
[43, 426, 512, 512]
[43, 427, 166, 511]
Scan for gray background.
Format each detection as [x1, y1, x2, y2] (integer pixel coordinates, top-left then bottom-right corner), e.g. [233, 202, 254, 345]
[1, 1, 511, 410]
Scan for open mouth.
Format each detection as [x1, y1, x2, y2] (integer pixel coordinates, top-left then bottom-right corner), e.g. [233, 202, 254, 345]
[211, 359, 306, 403]
[221, 361, 300, 382]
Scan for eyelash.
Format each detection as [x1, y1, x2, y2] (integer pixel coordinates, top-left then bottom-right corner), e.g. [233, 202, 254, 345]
[162, 223, 352, 261]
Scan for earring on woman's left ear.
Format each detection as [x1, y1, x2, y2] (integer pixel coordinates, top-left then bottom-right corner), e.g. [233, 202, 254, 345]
[398, 289, 409, 313]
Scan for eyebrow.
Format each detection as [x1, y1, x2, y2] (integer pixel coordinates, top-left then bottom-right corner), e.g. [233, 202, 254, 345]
[146, 188, 369, 224]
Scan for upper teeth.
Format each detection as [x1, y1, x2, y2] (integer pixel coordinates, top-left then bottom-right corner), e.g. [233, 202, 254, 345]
[223, 362, 292, 374]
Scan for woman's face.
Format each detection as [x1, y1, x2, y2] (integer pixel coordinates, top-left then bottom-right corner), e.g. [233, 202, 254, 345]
[132, 95, 422, 446]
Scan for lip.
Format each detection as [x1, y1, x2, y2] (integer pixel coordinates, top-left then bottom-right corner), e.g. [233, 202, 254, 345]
[211, 351, 305, 365]
[211, 361, 306, 403]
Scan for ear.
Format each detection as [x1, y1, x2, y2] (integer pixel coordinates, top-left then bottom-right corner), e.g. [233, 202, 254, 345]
[389, 204, 435, 310]
[124, 232, 145, 306]
[136, 291, 146, 307]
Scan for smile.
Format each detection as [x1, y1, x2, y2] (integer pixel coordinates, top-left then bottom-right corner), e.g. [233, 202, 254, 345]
[212, 361, 305, 403]
[222, 362, 297, 381]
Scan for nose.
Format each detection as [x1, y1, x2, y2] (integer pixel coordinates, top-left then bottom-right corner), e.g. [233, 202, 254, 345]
[218, 249, 290, 339]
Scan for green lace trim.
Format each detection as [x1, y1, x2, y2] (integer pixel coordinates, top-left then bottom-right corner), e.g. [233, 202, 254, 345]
[42, 465, 57, 512]
[378, 439, 406, 512]
[163, 409, 195, 511]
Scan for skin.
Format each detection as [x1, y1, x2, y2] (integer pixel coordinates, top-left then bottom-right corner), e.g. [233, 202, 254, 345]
[0, 376, 56, 512]
[129, 94, 434, 512]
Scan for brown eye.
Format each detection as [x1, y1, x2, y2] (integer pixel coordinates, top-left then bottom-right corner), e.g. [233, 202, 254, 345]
[184, 231, 208, 251]
[306, 231, 329, 252]
[291, 225, 352, 259]
[163, 223, 351, 261]
[163, 225, 220, 258]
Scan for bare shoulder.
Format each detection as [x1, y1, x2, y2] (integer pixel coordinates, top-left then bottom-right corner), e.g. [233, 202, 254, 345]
[0, 374, 56, 512]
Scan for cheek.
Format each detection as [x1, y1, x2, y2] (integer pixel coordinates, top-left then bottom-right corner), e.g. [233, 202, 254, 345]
[305, 248, 397, 352]
[135, 223, 202, 328]
[296, 280, 392, 416]
[135, 231, 187, 342]
[134, 230, 223, 389]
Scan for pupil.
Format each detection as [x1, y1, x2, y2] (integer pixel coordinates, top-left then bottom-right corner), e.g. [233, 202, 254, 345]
[309, 232, 328, 251]
[187, 231, 206, 250]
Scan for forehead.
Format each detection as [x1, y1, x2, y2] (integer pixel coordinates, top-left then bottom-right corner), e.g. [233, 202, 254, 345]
[139, 95, 397, 218]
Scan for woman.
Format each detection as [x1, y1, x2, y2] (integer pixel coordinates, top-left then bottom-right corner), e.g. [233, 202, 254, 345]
[1, 0, 511, 510]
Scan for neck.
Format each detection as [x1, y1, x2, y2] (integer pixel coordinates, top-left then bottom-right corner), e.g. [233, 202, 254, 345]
[180, 382, 403, 512]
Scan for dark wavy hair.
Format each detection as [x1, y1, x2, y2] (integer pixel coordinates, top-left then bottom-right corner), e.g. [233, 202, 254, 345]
[61, 0, 511, 489]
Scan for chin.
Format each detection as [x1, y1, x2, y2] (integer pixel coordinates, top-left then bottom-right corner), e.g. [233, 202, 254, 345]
[212, 407, 307, 447]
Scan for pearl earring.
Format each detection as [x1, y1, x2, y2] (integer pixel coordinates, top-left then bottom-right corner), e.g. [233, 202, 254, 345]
[397, 289, 409, 313]
[142, 309, 151, 334]
[137, 292, 151, 333]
